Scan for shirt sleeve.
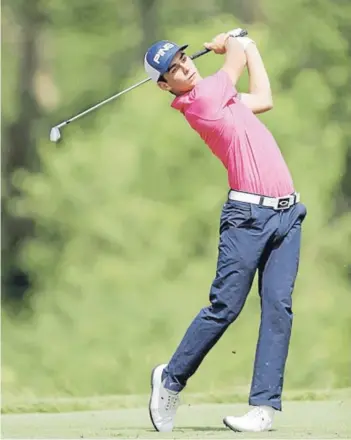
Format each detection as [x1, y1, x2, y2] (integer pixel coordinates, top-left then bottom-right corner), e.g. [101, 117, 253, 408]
[186, 69, 238, 120]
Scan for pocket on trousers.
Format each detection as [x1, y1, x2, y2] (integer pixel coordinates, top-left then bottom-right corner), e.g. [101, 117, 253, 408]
[298, 203, 307, 222]
[293, 202, 307, 226]
[220, 200, 254, 234]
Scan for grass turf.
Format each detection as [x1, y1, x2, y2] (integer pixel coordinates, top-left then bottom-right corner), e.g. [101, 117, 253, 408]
[2, 400, 351, 439]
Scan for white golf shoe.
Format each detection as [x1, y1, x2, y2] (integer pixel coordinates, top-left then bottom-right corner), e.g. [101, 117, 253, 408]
[149, 364, 180, 432]
[223, 405, 275, 432]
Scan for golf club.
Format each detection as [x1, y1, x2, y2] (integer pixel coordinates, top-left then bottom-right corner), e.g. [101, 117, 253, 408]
[49, 29, 248, 143]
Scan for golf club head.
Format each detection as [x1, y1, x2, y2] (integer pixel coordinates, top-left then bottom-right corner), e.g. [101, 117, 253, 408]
[50, 126, 61, 143]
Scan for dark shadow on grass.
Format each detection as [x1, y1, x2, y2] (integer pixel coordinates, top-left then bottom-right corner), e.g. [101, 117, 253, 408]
[142, 426, 229, 432]
[120, 426, 277, 433]
[177, 427, 278, 434]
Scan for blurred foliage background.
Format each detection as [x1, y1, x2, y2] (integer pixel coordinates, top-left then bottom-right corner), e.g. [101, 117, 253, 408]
[1, 0, 351, 403]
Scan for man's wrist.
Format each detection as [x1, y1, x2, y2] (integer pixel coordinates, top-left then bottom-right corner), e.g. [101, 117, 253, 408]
[224, 34, 234, 49]
[224, 34, 244, 51]
[235, 36, 255, 51]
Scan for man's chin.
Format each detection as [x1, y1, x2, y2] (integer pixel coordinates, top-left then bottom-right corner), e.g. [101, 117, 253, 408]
[185, 77, 200, 90]
[174, 79, 200, 95]
[183, 73, 200, 90]
[186, 83, 196, 91]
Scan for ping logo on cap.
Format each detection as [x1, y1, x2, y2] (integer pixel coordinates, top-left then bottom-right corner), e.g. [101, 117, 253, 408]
[144, 40, 188, 82]
[153, 42, 175, 64]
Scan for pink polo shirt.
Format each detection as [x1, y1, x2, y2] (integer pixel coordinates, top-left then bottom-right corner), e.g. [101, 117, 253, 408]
[171, 69, 294, 198]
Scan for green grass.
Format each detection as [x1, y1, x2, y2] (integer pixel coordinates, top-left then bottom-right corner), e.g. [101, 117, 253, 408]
[2, 400, 351, 439]
[2, 388, 351, 414]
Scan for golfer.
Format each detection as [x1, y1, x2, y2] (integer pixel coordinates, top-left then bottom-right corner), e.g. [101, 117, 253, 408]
[144, 28, 307, 433]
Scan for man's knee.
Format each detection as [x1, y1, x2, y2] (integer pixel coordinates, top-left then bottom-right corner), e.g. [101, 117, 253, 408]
[200, 303, 237, 325]
[262, 295, 293, 334]
[263, 284, 293, 311]
[207, 264, 254, 325]
[204, 291, 247, 324]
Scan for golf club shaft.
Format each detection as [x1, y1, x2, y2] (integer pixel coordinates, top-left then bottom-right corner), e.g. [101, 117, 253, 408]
[55, 46, 216, 129]
[190, 48, 211, 60]
[55, 30, 248, 130]
[56, 77, 151, 128]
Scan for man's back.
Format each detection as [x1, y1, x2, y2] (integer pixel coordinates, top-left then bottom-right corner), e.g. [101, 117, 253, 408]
[172, 70, 294, 198]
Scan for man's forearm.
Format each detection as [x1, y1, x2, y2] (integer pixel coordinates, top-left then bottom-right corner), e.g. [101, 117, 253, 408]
[246, 44, 271, 97]
[233, 38, 273, 114]
[222, 36, 247, 86]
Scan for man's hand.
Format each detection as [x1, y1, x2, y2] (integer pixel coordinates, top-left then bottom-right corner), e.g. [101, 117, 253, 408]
[203, 29, 252, 55]
[236, 36, 256, 51]
[204, 33, 230, 54]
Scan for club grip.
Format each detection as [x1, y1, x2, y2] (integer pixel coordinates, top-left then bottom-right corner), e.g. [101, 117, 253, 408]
[190, 29, 248, 60]
[190, 48, 211, 60]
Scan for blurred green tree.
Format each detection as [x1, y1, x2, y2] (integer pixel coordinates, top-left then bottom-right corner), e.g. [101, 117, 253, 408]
[1, 0, 350, 400]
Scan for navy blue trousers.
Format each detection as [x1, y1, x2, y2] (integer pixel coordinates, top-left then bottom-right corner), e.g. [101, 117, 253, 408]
[163, 198, 307, 410]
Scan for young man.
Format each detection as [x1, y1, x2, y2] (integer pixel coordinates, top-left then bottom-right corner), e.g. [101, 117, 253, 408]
[144, 29, 307, 433]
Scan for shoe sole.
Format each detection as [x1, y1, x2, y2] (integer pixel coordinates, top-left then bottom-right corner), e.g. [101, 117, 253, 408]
[223, 417, 240, 432]
[148, 365, 161, 432]
[223, 417, 271, 433]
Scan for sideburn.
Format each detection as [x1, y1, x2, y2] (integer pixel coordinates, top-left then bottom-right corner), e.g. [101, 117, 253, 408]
[157, 78, 176, 96]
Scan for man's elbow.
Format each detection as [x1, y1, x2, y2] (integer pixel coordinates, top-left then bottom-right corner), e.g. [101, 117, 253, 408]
[241, 91, 273, 114]
[252, 95, 273, 114]
[262, 92, 273, 111]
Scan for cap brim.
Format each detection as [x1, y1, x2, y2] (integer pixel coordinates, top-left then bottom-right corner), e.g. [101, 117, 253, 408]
[159, 44, 189, 75]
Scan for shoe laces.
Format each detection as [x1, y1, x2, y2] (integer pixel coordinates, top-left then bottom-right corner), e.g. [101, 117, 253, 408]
[165, 393, 179, 411]
[247, 407, 265, 420]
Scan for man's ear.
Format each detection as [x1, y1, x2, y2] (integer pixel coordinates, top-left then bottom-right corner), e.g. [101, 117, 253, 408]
[157, 81, 172, 92]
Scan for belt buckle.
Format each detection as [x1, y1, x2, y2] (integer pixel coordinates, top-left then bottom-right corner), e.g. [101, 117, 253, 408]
[274, 196, 292, 210]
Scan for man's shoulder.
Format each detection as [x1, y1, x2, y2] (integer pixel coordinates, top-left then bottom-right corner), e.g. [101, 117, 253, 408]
[183, 70, 237, 120]
[172, 70, 237, 121]
[194, 69, 229, 95]
[184, 71, 227, 110]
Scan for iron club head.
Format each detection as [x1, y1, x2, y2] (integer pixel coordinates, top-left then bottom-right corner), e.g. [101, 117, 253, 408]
[50, 126, 61, 143]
